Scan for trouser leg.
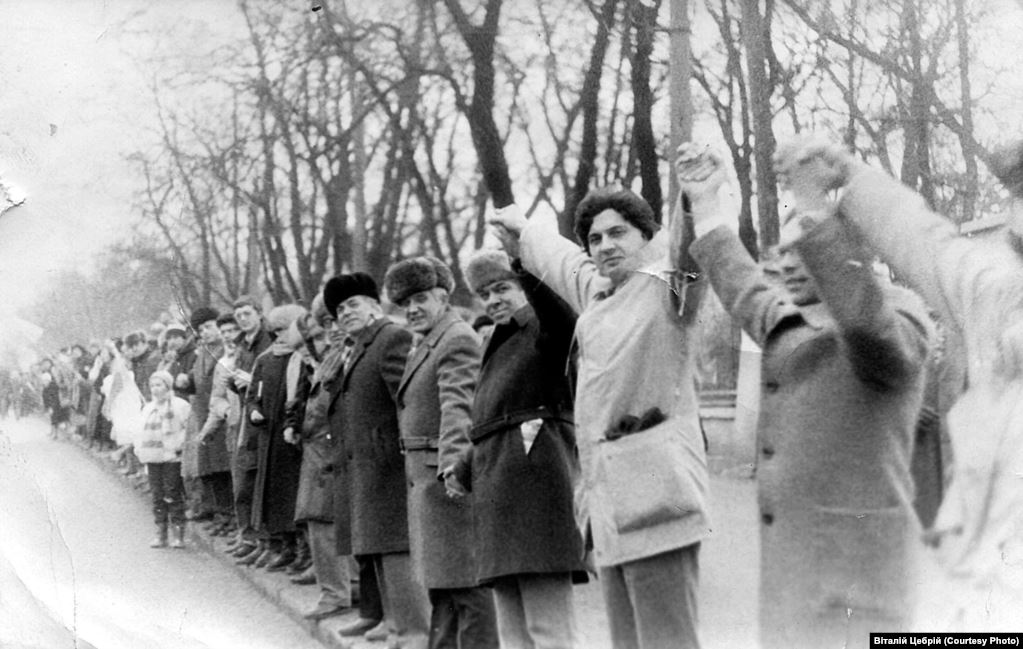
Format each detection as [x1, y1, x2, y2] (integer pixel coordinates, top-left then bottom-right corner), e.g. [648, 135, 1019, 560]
[600, 544, 701, 649]
[148, 463, 168, 525]
[307, 520, 350, 607]
[498, 573, 577, 649]
[357, 554, 384, 621]
[379, 552, 430, 639]
[163, 462, 186, 527]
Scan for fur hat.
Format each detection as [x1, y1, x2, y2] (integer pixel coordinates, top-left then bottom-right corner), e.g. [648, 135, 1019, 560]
[384, 256, 454, 305]
[189, 306, 219, 331]
[465, 250, 517, 294]
[323, 272, 380, 317]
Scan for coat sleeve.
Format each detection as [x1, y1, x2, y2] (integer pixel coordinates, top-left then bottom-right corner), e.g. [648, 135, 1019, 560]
[690, 226, 792, 347]
[514, 263, 577, 354]
[284, 362, 312, 434]
[796, 216, 933, 390]
[434, 328, 481, 479]
[519, 213, 608, 314]
[838, 164, 1022, 335]
[245, 355, 266, 427]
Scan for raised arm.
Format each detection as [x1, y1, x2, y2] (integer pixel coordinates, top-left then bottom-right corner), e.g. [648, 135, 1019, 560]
[795, 216, 933, 390]
[490, 204, 609, 313]
[679, 144, 790, 345]
[435, 329, 481, 480]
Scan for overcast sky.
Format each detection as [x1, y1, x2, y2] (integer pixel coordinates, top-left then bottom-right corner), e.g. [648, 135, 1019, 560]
[0, 0, 243, 320]
[3, 0, 1023, 326]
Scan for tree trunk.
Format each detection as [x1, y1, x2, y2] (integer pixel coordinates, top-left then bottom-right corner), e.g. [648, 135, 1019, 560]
[741, 0, 779, 248]
[628, 0, 664, 224]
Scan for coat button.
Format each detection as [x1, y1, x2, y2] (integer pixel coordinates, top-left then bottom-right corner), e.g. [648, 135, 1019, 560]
[761, 513, 775, 525]
[762, 446, 775, 458]
[764, 381, 779, 393]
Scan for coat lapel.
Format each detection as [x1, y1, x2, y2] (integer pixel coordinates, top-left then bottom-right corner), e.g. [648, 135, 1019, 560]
[342, 318, 389, 390]
[397, 310, 459, 398]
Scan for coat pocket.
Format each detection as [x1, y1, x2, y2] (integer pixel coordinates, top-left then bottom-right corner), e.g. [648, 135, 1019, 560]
[595, 417, 706, 534]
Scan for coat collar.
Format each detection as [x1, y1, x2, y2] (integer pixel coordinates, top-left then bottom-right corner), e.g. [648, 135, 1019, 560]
[766, 299, 830, 337]
[482, 304, 534, 365]
[398, 309, 461, 396]
[342, 317, 391, 389]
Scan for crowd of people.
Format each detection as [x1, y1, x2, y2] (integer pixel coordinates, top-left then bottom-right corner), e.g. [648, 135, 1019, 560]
[2, 135, 1021, 649]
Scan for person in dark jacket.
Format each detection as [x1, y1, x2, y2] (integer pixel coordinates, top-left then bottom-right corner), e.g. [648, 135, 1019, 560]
[458, 249, 586, 649]
[245, 304, 307, 571]
[229, 295, 275, 562]
[384, 257, 498, 649]
[326, 272, 430, 646]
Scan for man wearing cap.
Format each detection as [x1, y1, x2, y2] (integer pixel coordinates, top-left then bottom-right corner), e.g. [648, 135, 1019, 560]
[490, 188, 708, 649]
[459, 249, 586, 649]
[384, 257, 498, 649]
[324, 273, 431, 646]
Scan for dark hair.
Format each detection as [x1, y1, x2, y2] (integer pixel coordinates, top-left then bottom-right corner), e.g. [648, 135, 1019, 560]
[231, 295, 261, 312]
[574, 187, 659, 254]
[216, 313, 237, 327]
[124, 331, 147, 348]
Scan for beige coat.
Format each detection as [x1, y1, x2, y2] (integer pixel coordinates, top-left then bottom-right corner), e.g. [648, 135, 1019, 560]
[520, 214, 709, 568]
[692, 220, 932, 648]
[839, 165, 1023, 630]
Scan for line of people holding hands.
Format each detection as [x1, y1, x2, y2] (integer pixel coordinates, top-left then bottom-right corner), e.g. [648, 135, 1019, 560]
[122, 135, 1022, 649]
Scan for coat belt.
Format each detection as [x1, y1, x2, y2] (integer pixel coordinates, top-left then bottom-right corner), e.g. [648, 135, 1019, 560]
[399, 436, 439, 452]
[469, 406, 573, 443]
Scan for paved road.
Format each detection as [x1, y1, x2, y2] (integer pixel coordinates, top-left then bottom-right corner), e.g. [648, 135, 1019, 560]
[0, 416, 325, 649]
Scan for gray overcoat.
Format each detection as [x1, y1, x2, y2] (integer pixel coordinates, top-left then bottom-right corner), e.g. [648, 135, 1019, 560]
[692, 218, 932, 649]
[396, 309, 480, 589]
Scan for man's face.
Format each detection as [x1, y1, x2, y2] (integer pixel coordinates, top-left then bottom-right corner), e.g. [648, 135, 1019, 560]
[587, 209, 649, 286]
[400, 288, 448, 334]
[778, 248, 820, 306]
[130, 342, 148, 359]
[337, 295, 378, 336]
[198, 320, 221, 345]
[165, 334, 186, 353]
[478, 279, 527, 326]
[308, 325, 329, 356]
[233, 305, 260, 334]
[219, 323, 240, 352]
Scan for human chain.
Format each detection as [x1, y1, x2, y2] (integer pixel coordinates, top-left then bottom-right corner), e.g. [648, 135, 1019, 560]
[5, 135, 1022, 649]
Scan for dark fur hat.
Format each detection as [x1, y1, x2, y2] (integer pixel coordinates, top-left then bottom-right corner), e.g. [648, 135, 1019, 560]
[323, 272, 380, 317]
[384, 256, 455, 305]
[189, 306, 219, 332]
[465, 250, 517, 294]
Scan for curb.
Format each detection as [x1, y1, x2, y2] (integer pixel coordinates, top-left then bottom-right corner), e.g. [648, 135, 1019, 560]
[68, 434, 377, 649]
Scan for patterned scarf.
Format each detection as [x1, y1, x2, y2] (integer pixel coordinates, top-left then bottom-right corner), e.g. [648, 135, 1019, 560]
[312, 329, 349, 388]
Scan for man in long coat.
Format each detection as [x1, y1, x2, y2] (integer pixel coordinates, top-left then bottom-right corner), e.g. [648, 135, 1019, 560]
[458, 249, 586, 649]
[678, 145, 932, 648]
[229, 295, 274, 561]
[775, 137, 1023, 629]
[177, 307, 233, 533]
[325, 272, 431, 647]
[384, 257, 498, 649]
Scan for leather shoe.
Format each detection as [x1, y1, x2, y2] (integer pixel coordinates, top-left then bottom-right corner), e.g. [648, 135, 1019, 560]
[303, 602, 349, 621]
[337, 617, 381, 637]
[235, 544, 263, 565]
[265, 550, 296, 572]
[364, 620, 390, 642]
[290, 566, 316, 585]
[254, 548, 277, 569]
